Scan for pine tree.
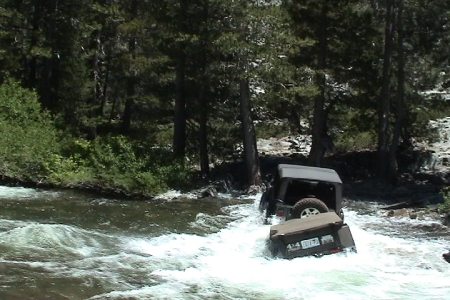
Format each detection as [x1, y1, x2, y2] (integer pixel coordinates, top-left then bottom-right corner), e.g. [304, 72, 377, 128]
[284, 0, 375, 166]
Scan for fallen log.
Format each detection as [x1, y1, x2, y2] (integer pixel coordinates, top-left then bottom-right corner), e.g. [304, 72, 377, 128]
[379, 201, 412, 210]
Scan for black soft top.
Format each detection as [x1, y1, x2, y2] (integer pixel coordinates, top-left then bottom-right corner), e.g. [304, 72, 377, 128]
[277, 164, 342, 184]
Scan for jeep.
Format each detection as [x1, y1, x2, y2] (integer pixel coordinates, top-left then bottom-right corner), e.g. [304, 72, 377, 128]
[259, 164, 344, 221]
[259, 164, 356, 259]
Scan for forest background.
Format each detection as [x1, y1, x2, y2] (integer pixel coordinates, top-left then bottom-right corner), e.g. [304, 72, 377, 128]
[0, 0, 449, 200]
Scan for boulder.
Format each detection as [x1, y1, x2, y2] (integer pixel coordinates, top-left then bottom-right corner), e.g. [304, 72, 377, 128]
[387, 208, 409, 218]
[443, 252, 450, 263]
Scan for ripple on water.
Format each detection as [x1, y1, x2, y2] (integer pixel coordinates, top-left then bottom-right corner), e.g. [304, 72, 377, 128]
[0, 188, 450, 299]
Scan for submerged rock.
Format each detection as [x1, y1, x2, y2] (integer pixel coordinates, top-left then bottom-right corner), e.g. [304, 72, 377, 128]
[198, 186, 218, 198]
[443, 251, 450, 263]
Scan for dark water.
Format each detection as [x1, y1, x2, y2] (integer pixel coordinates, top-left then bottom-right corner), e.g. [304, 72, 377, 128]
[0, 186, 449, 300]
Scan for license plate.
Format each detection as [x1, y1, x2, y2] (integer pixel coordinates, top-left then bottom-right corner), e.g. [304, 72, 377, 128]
[301, 237, 320, 249]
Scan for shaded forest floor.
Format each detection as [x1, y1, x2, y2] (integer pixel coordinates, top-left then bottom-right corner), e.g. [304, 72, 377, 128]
[217, 149, 447, 206]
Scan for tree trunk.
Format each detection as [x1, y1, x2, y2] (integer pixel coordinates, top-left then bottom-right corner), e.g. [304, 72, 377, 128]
[121, 0, 138, 135]
[378, 0, 395, 180]
[308, 7, 328, 167]
[388, 0, 405, 184]
[240, 76, 261, 187]
[26, 2, 41, 89]
[121, 79, 134, 134]
[199, 84, 210, 177]
[39, 0, 59, 111]
[173, 0, 187, 159]
[198, 1, 210, 178]
[87, 29, 102, 140]
[100, 62, 110, 121]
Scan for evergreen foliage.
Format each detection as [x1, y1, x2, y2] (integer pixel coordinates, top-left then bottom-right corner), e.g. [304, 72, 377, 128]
[0, 0, 448, 193]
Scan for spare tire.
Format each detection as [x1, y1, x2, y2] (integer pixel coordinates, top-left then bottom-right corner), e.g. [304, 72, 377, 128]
[291, 197, 328, 219]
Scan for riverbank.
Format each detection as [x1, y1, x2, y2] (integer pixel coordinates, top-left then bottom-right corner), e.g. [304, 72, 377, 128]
[217, 131, 450, 225]
[1, 148, 449, 227]
[0, 173, 156, 200]
[1, 141, 448, 205]
[1, 118, 450, 222]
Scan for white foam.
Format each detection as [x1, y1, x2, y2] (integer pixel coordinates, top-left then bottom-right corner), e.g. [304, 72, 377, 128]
[1, 186, 449, 299]
[0, 186, 36, 198]
[154, 190, 197, 200]
[118, 202, 450, 300]
[0, 186, 56, 199]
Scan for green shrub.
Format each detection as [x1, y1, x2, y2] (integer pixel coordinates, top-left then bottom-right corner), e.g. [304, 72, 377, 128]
[334, 131, 377, 152]
[0, 79, 61, 180]
[0, 79, 195, 196]
[46, 134, 195, 195]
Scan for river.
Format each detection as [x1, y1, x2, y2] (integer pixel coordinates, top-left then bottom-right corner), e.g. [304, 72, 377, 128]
[0, 185, 449, 299]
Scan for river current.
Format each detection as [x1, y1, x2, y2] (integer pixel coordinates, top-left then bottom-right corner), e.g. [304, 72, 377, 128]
[0, 186, 449, 299]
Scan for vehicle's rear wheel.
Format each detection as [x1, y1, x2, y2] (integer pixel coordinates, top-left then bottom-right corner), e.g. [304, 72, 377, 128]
[291, 197, 328, 218]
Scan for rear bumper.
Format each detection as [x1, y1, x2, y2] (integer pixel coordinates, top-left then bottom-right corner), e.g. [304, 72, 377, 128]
[268, 215, 356, 259]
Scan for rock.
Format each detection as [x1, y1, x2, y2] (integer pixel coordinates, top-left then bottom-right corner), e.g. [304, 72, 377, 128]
[442, 213, 450, 226]
[443, 252, 450, 263]
[245, 185, 262, 195]
[231, 117, 450, 226]
[387, 208, 409, 218]
[199, 186, 218, 198]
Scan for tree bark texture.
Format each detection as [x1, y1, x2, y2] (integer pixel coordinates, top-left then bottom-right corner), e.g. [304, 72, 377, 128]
[388, 0, 405, 183]
[378, 0, 395, 180]
[308, 6, 328, 167]
[199, 83, 210, 177]
[87, 29, 103, 140]
[240, 77, 261, 187]
[121, 0, 138, 135]
[172, 0, 188, 159]
[39, 0, 59, 111]
[198, 1, 210, 177]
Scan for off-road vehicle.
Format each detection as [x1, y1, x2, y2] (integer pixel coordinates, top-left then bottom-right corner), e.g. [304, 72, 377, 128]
[268, 211, 356, 258]
[259, 164, 344, 221]
[260, 164, 356, 259]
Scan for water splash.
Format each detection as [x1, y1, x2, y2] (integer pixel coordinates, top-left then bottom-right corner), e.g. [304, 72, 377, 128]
[0, 187, 449, 299]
